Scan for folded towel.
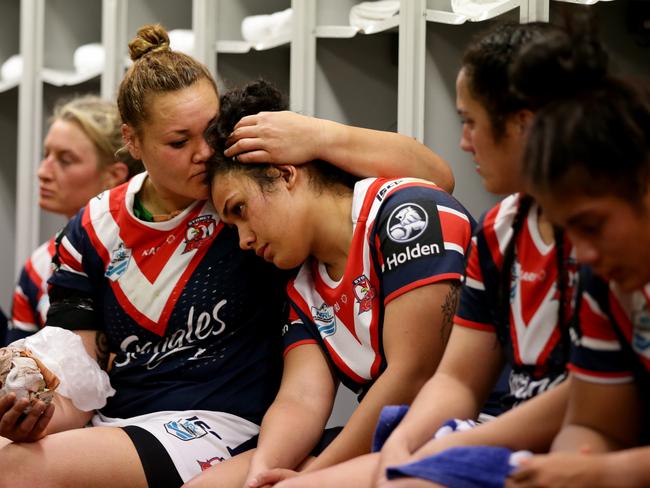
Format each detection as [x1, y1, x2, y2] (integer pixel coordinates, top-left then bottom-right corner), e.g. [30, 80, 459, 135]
[387, 445, 532, 488]
[169, 29, 195, 56]
[73, 43, 104, 74]
[1, 54, 22, 81]
[451, 0, 511, 18]
[372, 405, 409, 452]
[434, 418, 478, 439]
[241, 8, 293, 42]
[350, 1, 400, 30]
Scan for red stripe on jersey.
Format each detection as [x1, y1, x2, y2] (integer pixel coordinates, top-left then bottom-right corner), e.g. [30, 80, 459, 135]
[454, 315, 495, 332]
[438, 208, 472, 251]
[385, 273, 462, 305]
[580, 292, 620, 342]
[11, 290, 34, 324]
[464, 239, 484, 287]
[481, 202, 505, 270]
[568, 363, 632, 382]
[283, 339, 318, 357]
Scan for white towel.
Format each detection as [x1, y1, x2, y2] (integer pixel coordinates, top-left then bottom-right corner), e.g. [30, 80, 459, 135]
[1, 54, 22, 81]
[241, 8, 293, 42]
[169, 29, 195, 56]
[73, 43, 105, 74]
[451, 0, 511, 18]
[349, 1, 400, 30]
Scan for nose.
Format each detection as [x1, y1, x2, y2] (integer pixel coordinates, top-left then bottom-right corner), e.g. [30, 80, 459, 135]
[572, 235, 599, 266]
[459, 125, 472, 153]
[37, 155, 54, 181]
[193, 136, 215, 163]
[238, 226, 255, 251]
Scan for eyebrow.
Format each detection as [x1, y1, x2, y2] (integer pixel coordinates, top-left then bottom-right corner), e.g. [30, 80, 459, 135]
[220, 196, 233, 221]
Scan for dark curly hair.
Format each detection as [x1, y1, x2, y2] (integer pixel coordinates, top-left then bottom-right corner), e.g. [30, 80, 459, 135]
[516, 13, 650, 204]
[205, 79, 357, 193]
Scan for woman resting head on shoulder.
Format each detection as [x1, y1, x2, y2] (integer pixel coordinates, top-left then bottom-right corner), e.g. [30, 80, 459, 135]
[198, 79, 475, 488]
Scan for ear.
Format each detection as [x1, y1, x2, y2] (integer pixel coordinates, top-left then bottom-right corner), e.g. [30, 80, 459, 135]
[277, 165, 299, 190]
[514, 109, 535, 133]
[121, 124, 142, 160]
[103, 161, 130, 189]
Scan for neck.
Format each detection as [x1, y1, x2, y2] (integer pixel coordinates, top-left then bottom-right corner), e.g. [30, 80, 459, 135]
[140, 175, 194, 219]
[311, 188, 354, 281]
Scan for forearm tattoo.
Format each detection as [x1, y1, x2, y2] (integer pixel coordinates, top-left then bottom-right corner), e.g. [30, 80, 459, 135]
[95, 331, 110, 371]
[440, 282, 461, 344]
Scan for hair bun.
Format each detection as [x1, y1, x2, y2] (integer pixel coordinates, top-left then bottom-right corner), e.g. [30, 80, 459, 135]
[511, 12, 609, 107]
[128, 24, 171, 61]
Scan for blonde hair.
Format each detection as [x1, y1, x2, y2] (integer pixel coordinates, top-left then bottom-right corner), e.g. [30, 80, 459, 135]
[52, 95, 143, 178]
[117, 23, 217, 131]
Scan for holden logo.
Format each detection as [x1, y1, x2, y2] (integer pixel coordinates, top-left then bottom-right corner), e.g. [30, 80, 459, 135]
[387, 203, 428, 243]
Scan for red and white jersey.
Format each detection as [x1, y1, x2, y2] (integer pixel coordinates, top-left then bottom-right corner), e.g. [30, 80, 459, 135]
[283, 177, 475, 395]
[455, 194, 578, 406]
[8, 237, 57, 343]
[570, 266, 650, 384]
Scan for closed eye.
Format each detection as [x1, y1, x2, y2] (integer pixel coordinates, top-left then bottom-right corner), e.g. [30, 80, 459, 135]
[169, 139, 188, 149]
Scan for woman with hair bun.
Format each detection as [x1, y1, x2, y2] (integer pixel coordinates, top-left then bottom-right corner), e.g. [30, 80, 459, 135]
[0, 23, 454, 488]
[6, 95, 143, 346]
[507, 22, 650, 488]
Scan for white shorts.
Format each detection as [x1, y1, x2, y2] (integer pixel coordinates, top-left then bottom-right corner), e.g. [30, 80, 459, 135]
[92, 410, 259, 483]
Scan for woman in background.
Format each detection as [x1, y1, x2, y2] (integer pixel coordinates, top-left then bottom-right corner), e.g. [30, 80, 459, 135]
[6, 95, 143, 344]
[507, 20, 650, 488]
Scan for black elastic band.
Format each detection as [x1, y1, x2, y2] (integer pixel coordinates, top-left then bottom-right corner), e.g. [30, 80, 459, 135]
[123, 425, 184, 488]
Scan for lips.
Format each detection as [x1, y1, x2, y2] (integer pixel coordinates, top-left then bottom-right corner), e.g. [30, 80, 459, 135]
[256, 244, 267, 258]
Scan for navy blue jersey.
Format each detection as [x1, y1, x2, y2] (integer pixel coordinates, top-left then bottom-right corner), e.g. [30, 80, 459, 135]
[47, 173, 287, 423]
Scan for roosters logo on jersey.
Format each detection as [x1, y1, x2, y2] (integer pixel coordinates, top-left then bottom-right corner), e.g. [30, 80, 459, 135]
[197, 456, 225, 471]
[353, 274, 376, 314]
[312, 303, 336, 337]
[183, 215, 217, 253]
[105, 242, 132, 281]
[387, 203, 428, 243]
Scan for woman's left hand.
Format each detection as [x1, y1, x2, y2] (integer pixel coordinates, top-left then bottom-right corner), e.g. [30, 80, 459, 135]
[224, 111, 323, 165]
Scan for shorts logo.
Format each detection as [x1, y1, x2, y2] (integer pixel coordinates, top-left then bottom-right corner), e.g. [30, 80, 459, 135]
[197, 456, 225, 471]
[353, 275, 376, 314]
[312, 303, 336, 336]
[164, 418, 208, 441]
[105, 242, 131, 281]
[183, 215, 217, 253]
[387, 203, 428, 243]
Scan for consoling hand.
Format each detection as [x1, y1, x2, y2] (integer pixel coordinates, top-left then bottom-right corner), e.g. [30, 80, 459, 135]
[0, 392, 54, 442]
[224, 111, 325, 165]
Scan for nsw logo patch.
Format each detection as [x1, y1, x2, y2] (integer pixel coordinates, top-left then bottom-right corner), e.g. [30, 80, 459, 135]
[105, 242, 131, 281]
[312, 303, 336, 337]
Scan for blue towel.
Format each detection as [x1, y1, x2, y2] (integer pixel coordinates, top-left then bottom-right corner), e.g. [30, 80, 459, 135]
[372, 404, 409, 452]
[386, 445, 526, 488]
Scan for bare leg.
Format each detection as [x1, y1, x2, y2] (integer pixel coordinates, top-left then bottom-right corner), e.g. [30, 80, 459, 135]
[183, 448, 255, 488]
[0, 427, 147, 488]
[276, 453, 380, 488]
